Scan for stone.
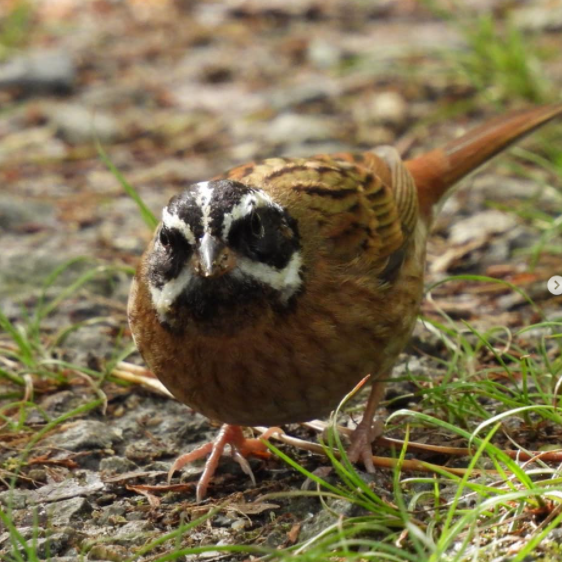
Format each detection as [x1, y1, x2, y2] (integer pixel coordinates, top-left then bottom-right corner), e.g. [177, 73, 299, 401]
[99, 456, 138, 474]
[28, 472, 104, 504]
[51, 104, 120, 145]
[307, 38, 343, 69]
[360, 91, 408, 126]
[448, 210, 518, 245]
[0, 49, 75, 94]
[265, 113, 335, 145]
[46, 497, 92, 527]
[111, 520, 156, 546]
[48, 420, 122, 451]
[0, 195, 56, 232]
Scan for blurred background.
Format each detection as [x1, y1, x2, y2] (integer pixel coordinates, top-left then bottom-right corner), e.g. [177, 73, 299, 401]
[1, 1, 562, 558]
[1, 0, 561, 273]
[2, 0, 562, 331]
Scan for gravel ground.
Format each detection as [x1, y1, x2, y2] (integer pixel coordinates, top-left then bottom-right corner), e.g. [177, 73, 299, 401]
[1, 0, 562, 560]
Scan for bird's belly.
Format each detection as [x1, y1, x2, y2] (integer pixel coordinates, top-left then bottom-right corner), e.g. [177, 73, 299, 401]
[158, 339, 374, 426]
[145, 276, 423, 427]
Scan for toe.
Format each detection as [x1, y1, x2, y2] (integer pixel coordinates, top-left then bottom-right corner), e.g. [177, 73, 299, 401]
[346, 417, 384, 472]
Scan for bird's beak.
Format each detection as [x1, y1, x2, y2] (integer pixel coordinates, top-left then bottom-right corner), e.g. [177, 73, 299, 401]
[195, 233, 235, 278]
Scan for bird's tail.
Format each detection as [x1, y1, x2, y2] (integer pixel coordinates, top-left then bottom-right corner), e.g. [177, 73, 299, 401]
[406, 103, 562, 217]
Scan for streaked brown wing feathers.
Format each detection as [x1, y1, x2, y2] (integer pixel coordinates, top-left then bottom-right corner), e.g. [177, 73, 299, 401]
[220, 152, 418, 266]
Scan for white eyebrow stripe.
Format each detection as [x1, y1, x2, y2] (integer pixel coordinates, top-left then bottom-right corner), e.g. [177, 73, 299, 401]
[194, 181, 214, 231]
[221, 190, 282, 239]
[162, 207, 197, 246]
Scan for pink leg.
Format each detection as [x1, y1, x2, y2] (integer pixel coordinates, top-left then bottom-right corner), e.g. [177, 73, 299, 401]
[346, 380, 386, 472]
[168, 424, 281, 502]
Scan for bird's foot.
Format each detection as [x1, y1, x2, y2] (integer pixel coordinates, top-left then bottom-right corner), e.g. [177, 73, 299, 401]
[168, 424, 281, 502]
[346, 417, 384, 473]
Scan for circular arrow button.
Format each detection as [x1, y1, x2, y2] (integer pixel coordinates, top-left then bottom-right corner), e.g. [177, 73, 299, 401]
[548, 275, 562, 296]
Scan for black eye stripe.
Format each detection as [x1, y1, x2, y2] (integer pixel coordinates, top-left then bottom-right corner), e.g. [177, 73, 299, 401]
[166, 191, 205, 240]
[159, 226, 192, 249]
[228, 207, 300, 270]
[250, 211, 264, 237]
[148, 226, 193, 289]
[156, 180, 300, 276]
[159, 226, 171, 247]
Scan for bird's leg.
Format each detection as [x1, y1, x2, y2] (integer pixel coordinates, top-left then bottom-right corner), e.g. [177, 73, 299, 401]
[346, 379, 387, 472]
[168, 424, 281, 502]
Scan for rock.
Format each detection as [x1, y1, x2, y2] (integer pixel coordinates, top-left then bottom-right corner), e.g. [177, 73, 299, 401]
[448, 210, 518, 245]
[51, 104, 120, 145]
[47, 497, 93, 527]
[0, 489, 29, 510]
[40, 390, 86, 417]
[307, 38, 343, 69]
[29, 472, 104, 504]
[48, 420, 122, 451]
[265, 113, 335, 145]
[97, 503, 127, 525]
[99, 456, 138, 474]
[87, 544, 129, 561]
[357, 91, 408, 126]
[513, 4, 562, 31]
[0, 195, 56, 232]
[28, 390, 94, 426]
[0, 528, 76, 560]
[111, 520, 156, 546]
[298, 498, 375, 543]
[280, 141, 351, 158]
[0, 236, 91, 300]
[34, 530, 76, 559]
[268, 78, 340, 110]
[62, 324, 116, 365]
[471, 175, 561, 209]
[0, 49, 75, 94]
[27, 468, 48, 484]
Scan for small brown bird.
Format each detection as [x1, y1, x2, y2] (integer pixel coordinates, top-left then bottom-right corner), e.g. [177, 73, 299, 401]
[128, 104, 562, 501]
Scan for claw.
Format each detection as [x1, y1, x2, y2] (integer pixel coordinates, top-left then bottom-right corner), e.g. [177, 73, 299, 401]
[168, 424, 280, 502]
[346, 418, 384, 473]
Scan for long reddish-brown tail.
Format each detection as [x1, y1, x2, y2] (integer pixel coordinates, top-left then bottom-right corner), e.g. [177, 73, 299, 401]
[406, 103, 562, 218]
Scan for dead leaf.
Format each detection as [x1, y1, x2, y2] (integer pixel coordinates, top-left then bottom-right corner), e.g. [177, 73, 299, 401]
[287, 523, 301, 544]
[226, 501, 280, 515]
[126, 484, 162, 508]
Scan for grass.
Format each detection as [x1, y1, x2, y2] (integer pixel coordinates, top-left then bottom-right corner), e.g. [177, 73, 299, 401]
[4, 240, 561, 561]
[0, 1, 34, 58]
[4, 152, 562, 560]
[0, 260, 135, 560]
[423, 0, 552, 105]
[2, 2, 562, 560]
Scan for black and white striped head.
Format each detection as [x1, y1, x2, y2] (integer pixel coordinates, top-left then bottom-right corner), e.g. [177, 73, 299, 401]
[146, 179, 303, 329]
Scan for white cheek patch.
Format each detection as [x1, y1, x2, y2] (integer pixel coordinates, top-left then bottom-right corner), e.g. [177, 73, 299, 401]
[234, 251, 303, 302]
[222, 190, 281, 239]
[162, 207, 197, 246]
[149, 267, 193, 323]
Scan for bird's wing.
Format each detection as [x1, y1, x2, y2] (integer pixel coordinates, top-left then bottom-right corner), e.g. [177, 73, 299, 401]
[222, 153, 419, 270]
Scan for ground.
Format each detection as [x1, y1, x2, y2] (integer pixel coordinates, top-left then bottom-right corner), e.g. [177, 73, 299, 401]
[1, 1, 562, 561]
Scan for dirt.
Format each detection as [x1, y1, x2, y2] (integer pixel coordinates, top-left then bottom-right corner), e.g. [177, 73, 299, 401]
[1, 0, 562, 560]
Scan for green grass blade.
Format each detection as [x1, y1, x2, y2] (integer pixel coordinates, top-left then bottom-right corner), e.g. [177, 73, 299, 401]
[96, 140, 158, 230]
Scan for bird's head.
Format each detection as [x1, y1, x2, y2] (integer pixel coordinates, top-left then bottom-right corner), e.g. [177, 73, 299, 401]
[145, 179, 303, 331]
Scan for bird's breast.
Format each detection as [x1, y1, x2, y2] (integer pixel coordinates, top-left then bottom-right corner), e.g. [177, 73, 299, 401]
[129, 234, 426, 426]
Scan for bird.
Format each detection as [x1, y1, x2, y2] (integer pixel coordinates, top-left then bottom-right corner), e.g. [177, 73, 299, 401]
[127, 103, 562, 502]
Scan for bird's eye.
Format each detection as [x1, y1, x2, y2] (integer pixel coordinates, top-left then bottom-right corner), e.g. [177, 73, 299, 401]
[250, 211, 264, 238]
[228, 205, 299, 270]
[159, 227, 171, 248]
